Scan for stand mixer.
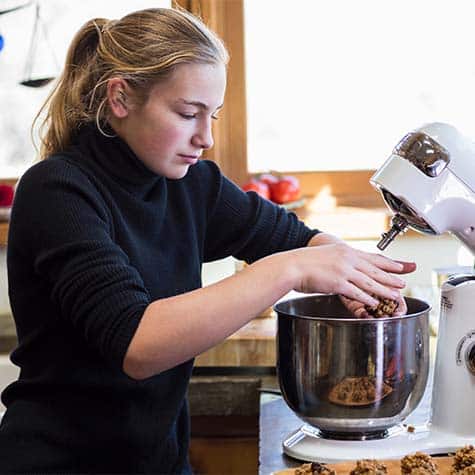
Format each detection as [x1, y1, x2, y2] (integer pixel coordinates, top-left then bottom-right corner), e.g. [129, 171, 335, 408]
[280, 122, 475, 462]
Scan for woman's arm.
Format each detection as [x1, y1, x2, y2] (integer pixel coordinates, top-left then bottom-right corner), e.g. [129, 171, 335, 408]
[124, 240, 414, 379]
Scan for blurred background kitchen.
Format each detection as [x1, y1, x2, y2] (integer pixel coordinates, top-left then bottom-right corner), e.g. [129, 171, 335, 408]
[1, 1, 475, 473]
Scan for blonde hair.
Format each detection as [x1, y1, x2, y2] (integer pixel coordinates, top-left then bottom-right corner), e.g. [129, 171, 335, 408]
[34, 7, 229, 160]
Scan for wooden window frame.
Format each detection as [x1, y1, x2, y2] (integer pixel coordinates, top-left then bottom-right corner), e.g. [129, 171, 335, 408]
[176, 0, 379, 207]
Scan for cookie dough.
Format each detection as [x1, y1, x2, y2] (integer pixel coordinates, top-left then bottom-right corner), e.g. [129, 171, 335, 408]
[365, 297, 398, 318]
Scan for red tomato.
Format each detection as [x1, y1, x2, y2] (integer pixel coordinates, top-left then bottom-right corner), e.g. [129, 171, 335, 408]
[281, 175, 300, 187]
[241, 180, 270, 200]
[269, 176, 301, 204]
[0, 184, 14, 207]
[258, 173, 279, 186]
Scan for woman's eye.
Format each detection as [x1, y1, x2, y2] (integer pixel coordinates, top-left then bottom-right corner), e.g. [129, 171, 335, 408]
[179, 113, 196, 120]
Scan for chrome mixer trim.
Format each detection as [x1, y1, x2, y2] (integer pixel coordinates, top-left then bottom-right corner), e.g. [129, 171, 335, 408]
[377, 214, 409, 250]
[465, 341, 475, 375]
[393, 131, 450, 178]
[381, 191, 436, 234]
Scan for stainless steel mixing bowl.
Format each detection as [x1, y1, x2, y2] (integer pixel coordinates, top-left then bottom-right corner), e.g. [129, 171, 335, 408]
[275, 294, 430, 440]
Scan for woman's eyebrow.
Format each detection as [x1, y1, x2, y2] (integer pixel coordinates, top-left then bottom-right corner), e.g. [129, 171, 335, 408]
[177, 99, 224, 111]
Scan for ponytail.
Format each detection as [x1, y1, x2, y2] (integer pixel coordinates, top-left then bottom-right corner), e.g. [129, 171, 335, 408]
[34, 18, 109, 160]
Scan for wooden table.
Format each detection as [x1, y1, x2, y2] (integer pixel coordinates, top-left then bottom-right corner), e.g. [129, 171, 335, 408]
[195, 315, 277, 367]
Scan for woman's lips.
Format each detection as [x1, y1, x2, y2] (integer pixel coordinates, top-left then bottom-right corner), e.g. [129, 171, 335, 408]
[179, 154, 199, 165]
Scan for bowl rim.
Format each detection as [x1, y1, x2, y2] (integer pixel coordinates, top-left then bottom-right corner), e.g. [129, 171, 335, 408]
[273, 294, 431, 322]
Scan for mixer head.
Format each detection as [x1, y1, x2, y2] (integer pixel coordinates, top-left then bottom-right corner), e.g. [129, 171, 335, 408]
[371, 123, 475, 251]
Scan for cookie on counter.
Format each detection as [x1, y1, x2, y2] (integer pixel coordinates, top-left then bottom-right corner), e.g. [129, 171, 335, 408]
[295, 462, 336, 475]
[401, 452, 439, 475]
[349, 459, 387, 475]
[452, 446, 475, 474]
[453, 466, 475, 475]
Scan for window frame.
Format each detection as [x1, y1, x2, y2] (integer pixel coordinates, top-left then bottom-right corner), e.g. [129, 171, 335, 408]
[177, 0, 378, 206]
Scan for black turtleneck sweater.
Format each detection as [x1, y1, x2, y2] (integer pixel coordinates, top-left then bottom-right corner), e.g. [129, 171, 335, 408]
[0, 125, 318, 474]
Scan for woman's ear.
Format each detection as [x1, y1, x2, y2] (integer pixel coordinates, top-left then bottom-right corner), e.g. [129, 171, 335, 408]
[107, 77, 130, 119]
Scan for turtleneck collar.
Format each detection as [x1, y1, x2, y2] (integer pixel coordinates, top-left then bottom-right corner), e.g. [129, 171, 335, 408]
[73, 124, 164, 195]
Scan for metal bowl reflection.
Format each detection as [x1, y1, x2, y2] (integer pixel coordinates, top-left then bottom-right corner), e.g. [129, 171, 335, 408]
[275, 294, 430, 440]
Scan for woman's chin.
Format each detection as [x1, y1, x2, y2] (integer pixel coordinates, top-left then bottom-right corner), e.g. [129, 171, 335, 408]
[165, 165, 192, 180]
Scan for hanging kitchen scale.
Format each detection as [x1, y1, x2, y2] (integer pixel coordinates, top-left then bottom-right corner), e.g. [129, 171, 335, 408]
[0, 1, 34, 56]
[20, 0, 58, 87]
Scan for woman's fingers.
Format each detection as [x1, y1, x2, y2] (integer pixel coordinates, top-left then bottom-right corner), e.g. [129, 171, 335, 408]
[356, 260, 406, 290]
[340, 291, 407, 319]
[339, 295, 370, 318]
[339, 281, 379, 307]
[349, 269, 402, 302]
[393, 293, 408, 316]
[363, 252, 416, 275]
[395, 261, 417, 274]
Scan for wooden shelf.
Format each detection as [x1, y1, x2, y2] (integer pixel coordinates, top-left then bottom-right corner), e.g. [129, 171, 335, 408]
[0, 222, 8, 247]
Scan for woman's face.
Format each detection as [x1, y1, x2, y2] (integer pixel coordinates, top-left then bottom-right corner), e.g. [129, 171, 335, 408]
[111, 62, 226, 179]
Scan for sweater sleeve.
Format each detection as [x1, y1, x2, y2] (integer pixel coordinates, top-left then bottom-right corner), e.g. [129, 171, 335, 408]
[199, 161, 320, 263]
[10, 159, 150, 369]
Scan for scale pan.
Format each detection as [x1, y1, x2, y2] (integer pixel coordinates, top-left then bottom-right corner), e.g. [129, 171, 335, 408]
[20, 77, 54, 87]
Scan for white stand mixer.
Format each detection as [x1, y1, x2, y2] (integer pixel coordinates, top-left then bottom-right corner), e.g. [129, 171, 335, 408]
[283, 123, 475, 462]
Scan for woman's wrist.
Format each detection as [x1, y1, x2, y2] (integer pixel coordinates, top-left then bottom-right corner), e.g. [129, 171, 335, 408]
[307, 232, 343, 247]
[254, 250, 301, 294]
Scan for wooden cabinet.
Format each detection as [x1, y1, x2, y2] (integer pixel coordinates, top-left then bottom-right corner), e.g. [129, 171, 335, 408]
[0, 222, 7, 247]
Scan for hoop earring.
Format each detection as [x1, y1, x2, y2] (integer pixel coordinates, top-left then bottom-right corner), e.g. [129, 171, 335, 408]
[96, 99, 116, 138]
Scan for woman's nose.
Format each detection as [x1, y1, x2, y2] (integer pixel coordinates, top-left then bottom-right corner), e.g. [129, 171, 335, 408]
[192, 119, 214, 150]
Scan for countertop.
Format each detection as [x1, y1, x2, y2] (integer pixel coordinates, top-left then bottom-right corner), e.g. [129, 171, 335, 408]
[195, 315, 277, 367]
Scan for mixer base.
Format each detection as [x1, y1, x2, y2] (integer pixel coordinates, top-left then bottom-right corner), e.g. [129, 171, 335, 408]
[315, 428, 389, 441]
[283, 424, 474, 463]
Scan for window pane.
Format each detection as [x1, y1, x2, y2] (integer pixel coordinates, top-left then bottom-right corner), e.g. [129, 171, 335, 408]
[0, 0, 170, 178]
[245, 0, 475, 172]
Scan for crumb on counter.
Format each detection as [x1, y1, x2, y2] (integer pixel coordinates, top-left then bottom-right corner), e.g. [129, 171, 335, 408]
[349, 459, 388, 475]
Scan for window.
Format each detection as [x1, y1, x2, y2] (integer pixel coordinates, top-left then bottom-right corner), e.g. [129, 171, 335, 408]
[0, 0, 170, 179]
[245, 0, 475, 174]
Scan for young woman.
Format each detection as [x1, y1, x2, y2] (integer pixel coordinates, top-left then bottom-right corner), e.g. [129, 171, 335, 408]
[0, 7, 415, 474]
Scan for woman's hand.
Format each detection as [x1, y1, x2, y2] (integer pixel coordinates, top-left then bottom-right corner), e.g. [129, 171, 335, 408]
[340, 292, 408, 318]
[295, 233, 416, 309]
